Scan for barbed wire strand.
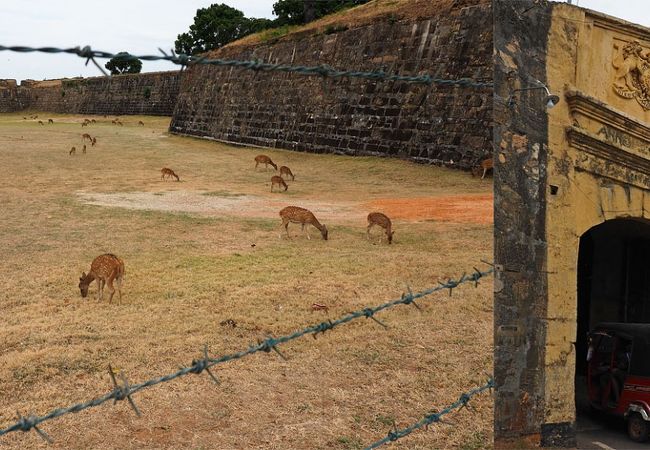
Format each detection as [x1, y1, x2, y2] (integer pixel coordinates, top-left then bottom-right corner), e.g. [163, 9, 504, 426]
[0, 45, 493, 88]
[0, 267, 493, 442]
[364, 378, 494, 449]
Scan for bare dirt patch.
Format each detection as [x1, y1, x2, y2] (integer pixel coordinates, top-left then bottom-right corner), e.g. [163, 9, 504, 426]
[77, 191, 492, 224]
[367, 193, 494, 224]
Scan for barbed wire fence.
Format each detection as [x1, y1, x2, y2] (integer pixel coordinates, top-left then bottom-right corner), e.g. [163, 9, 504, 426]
[0, 45, 493, 88]
[0, 268, 493, 447]
[1, 42, 494, 448]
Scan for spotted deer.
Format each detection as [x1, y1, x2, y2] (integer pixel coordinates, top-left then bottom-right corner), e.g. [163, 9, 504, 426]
[471, 157, 493, 179]
[279, 166, 295, 181]
[254, 155, 277, 171]
[81, 122, 87, 127]
[38, 120, 44, 125]
[91, 137, 97, 146]
[367, 212, 394, 244]
[161, 167, 180, 181]
[138, 121, 145, 126]
[279, 206, 328, 240]
[48, 119, 54, 124]
[69, 146, 76, 156]
[271, 175, 288, 192]
[82, 133, 92, 142]
[79, 253, 125, 304]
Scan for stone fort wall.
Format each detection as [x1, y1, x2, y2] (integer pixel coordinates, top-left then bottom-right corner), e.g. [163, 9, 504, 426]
[170, 0, 492, 167]
[0, 71, 181, 116]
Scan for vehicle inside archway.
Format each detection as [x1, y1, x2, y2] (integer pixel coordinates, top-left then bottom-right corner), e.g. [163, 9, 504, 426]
[576, 219, 650, 443]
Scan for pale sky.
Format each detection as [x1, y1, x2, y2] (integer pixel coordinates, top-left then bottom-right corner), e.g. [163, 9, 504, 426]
[0, 1, 649, 83]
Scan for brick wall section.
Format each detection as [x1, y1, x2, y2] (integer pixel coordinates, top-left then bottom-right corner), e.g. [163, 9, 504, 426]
[0, 71, 181, 116]
[170, 0, 492, 167]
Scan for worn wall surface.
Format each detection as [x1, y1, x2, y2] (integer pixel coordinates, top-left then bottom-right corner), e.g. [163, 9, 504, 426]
[0, 71, 181, 116]
[170, 0, 492, 167]
[495, 1, 650, 447]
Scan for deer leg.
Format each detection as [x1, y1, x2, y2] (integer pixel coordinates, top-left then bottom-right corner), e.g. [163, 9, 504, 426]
[481, 168, 487, 180]
[115, 275, 122, 305]
[255, 162, 259, 170]
[367, 223, 373, 240]
[106, 277, 115, 304]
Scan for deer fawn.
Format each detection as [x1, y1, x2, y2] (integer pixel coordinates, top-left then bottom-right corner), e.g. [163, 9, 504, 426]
[82, 133, 92, 142]
[79, 253, 125, 304]
[279, 206, 328, 240]
[271, 175, 288, 192]
[367, 212, 394, 244]
[471, 157, 493, 179]
[279, 166, 295, 181]
[161, 167, 180, 181]
[254, 155, 277, 171]
[69, 146, 76, 156]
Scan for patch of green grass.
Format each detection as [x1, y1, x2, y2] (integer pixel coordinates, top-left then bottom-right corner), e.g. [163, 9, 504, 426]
[460, 431, 490, 450]
[259, 25, 298, 43]
[336, 436, 363, 449]
[201, 190, 247, 197]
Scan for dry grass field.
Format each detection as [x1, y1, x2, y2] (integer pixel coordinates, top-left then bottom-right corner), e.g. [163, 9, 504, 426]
[0, 113, 493, 449]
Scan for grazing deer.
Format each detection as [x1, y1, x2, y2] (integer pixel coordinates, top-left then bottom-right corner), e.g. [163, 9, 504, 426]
[116, 121, 123, 126]
[69, 146, 76, 156]
[78, 253, 125, 304]
[81, 122, 87, 127]
[471, 157, 494, 179]
[48, 119, 54, 124]
[279, 206, 328, 240]
[38, 120, 44, 125]
[279, 166, 295, 181]
[271, 175, 288, 192]
[254, 155, 277, 171]
[91, 137, 97, 146]
[82, 133, 92, 141]
[367, 212, 394, 244]
[91, 119, 96, 124]
[161, 167, 180, 181]
[82, 144, 87, 154]
[23, 117, 27, 120]
[138, 121, 144, 126]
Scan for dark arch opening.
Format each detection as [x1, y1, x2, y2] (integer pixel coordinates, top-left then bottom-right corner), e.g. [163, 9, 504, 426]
[575, 218, 650, 418]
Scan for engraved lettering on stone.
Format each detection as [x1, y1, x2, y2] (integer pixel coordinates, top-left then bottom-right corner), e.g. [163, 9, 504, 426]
[612, 40, 650, 110]
[596, 125, 631, 147]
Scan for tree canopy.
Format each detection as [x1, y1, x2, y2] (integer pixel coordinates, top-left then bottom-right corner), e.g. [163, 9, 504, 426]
[174, 4, 273, 56]
[104, 53, 142, 75]
[175, 1, 371, 56]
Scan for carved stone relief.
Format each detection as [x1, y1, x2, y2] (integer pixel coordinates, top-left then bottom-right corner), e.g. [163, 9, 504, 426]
[612, 40, 650, 110]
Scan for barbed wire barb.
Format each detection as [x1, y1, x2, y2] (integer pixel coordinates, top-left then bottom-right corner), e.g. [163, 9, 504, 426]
[16, 412, 52, 444]
[108, 365, 141, 417]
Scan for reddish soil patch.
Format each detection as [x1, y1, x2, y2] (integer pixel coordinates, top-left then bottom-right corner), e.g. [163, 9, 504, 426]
[366, 193, 493, 224]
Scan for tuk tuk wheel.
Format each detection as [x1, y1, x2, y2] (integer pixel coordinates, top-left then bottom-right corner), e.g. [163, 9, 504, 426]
[627, 413, 650, 442]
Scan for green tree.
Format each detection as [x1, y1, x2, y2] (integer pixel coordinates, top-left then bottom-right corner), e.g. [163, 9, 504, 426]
[104, 52, 142, 75]
[175, 4, 273, 55]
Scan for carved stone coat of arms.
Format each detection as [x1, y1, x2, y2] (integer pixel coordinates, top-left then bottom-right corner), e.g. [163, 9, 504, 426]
[612, 40, 650, 110]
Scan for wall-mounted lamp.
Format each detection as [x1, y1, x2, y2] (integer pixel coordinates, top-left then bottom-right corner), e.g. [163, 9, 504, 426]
[507, 83, 560, 109]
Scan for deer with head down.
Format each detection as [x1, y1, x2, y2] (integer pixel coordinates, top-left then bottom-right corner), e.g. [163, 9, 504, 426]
[254, 155, 277, 171]
[367, 212, 394, 244]
[279, 206, 328, 240]
[161, 167, 180, 181]
[78, 253, 125, 304]
[279, 166, 295, 181]
[271, 175, 288, 192]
